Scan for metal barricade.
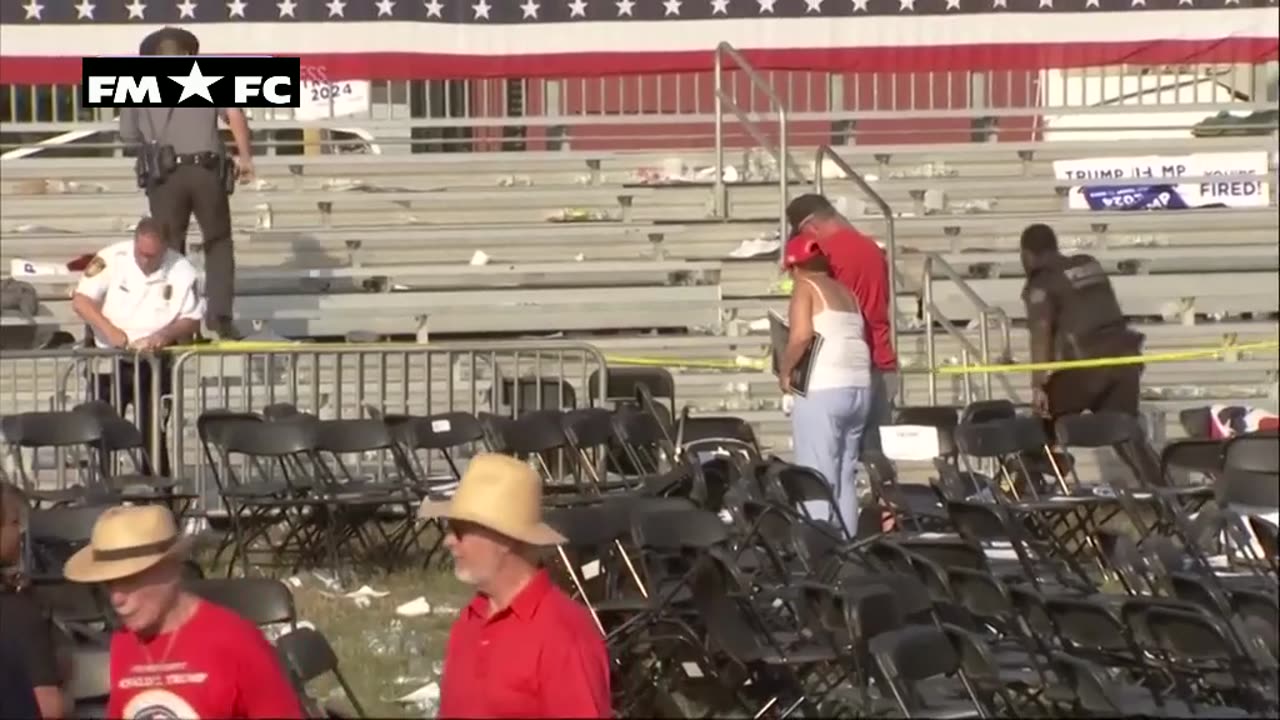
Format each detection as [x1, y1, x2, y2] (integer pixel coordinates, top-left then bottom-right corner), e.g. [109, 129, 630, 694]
[0, 348, 163, 492]
[167, 341, 609, 508]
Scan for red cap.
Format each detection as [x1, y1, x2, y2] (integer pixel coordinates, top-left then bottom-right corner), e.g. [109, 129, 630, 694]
[783, 235, 821, 269]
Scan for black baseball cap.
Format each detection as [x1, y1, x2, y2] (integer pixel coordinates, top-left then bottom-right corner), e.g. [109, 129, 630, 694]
[139, 27, 200, 56]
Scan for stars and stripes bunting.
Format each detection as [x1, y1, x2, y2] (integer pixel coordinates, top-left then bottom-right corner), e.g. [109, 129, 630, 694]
[1, 0, 1276, 83]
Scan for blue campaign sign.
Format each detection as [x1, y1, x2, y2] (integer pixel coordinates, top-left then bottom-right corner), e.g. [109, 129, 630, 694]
[1080, 184, 1191, 211]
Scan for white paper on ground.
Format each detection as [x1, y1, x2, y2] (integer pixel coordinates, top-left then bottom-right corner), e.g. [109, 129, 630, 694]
[396, 682, 441, 704]
[395, 597, 433, 618]
[581, 559, 602, 580]
[879, 425, 942, 461]
[310, 571, 340, 590]
[344, 584, 390, 599]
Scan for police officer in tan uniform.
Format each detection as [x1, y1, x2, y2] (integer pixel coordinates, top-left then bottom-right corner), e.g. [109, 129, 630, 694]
[70, 217, 203, 477]
[119, 27, 254, 340]
[1020, 223, 1161, 483]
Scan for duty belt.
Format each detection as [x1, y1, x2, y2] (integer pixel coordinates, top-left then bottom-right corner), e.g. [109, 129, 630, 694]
[174, 152, 220, 168]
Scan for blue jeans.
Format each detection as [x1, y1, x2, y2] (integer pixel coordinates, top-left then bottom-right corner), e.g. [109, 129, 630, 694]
[791, 386, 871, 534]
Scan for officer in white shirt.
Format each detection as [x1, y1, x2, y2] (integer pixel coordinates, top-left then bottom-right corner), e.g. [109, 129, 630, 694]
[70, 217, 203, 476]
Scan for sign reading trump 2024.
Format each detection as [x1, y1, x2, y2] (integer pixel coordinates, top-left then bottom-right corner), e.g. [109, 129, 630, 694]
[1053, 152, 1271, 211]
[80, 56, 301, 109]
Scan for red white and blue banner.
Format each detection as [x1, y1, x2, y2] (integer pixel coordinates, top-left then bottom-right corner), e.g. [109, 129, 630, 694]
[1, 0, 1276, 84]
[1054, 151, 1273, 210]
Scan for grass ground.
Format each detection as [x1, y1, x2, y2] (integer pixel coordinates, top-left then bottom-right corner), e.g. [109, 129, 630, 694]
[195, 533, 471, 719]
[288, 566, 470, 718]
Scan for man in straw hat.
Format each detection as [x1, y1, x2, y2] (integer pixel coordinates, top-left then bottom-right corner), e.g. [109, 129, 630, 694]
[63, 505, 304, 719]
[421, 453, 611, 718]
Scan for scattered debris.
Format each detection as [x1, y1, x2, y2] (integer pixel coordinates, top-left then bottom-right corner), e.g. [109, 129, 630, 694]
[10, 179, 107, 195]
[395, 597, 433, 618]
[546, 208, 611, 223]
[889, 162, 958, 179]
[469, 250, 490, 266]
[727, 236, 781, 260]
[11, 224, 77, 234]
[321, 178, 368, 191]
[948, 198, 998, 214]
[344, 585, 391, 600]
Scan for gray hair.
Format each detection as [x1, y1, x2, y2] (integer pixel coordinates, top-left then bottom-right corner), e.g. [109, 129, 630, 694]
[134, 217, 168, 244]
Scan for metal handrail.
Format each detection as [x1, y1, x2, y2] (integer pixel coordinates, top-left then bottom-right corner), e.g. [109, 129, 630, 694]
[812, 146, 902, 403]
[712, 42, 792, 243]
[921, 252, 1017, 405]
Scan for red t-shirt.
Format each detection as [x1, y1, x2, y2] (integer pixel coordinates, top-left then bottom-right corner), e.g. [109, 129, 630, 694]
[439, 570, 611, 718]
[105, 599, 305, 720]
[817, 227, 898, 371]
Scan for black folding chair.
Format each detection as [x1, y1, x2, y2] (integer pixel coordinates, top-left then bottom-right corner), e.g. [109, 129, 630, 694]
[2, 411, 109, 507]
[560, 407, 636, 492]
[496, 375, 577, 415]
[312, 419, 422, 567]
[72, 400, 197, 515]
[870, 623, 990, 718]
[485, 409, 597, 504]
[276, 626, 367, 718]
[186, 577, 299, 630]
[588, 366, 676, 412]
[394, 410, 487, 494]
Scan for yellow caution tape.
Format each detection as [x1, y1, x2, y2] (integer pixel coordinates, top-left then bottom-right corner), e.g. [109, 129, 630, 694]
[161, 338, 1278, 376]
[934, 340, 1279, 375]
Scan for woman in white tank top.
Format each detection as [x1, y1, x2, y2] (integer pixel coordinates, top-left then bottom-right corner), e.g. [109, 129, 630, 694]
[778, 236, 872, 534]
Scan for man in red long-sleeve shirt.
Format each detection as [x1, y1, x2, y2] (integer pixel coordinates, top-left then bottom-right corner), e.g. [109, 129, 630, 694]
[786, 194, 899, 453]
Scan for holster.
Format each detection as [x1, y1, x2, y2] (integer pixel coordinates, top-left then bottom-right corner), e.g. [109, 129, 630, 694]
[219, 156, 238, 196]
[135, 142, 177, 189]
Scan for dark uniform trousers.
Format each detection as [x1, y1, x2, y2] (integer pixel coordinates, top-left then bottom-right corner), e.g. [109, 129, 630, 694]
[94, 356, 174, 478]
[1025, 254, 1164, 486]
[147, 161, 234, 325]
[1047, 364, 1163, 487]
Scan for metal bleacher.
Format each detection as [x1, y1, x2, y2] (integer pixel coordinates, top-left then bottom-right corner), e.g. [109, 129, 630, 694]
[2, 49, 1278, 485]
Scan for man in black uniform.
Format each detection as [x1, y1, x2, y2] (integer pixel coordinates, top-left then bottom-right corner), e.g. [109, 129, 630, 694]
[1020, 223, 1162, 484]
[120, 27, 254, 340]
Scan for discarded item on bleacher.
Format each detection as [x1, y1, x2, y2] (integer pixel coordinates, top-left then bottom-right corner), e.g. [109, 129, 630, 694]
[546, 208, 611, 223]
[469, 250, 490, 266]
[496, 175, 533, 187]
[889, 162, 958, 180]
[10, 258, 75, 278]
[879, 425, 942, 462]
[9, 178, 107, 195]
[320, 177, 369, 191]
[727, 237, 781, 259]
[11, 223, 75, 234]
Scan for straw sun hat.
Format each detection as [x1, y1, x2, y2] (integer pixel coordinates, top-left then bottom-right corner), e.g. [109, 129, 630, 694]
[64, 505, 193, 584]
[418, 453, 566, 546]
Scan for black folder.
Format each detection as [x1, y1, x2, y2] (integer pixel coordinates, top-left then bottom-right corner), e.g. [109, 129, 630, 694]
[768, 310, 824, 398]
